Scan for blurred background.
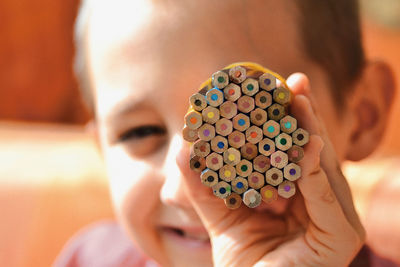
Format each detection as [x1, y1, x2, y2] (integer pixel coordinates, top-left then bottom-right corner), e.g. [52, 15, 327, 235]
[0, 0, 399, 266]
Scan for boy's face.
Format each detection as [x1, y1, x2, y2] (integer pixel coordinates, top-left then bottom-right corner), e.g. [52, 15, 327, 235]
[88, 1, 353, 266]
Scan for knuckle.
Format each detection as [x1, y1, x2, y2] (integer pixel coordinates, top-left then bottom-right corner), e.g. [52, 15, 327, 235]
[309, 164, 322, 177]
[308, 173, 335, 204]
[346, 227, 365, 252]
[319, 185, 336, 204]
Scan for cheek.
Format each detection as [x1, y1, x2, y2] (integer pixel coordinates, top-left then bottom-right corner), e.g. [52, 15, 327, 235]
[105, 147, 160, 218]
[310, 80, 350, 161]
[322, 112, 349, 161]
[102, 144, 166, 253]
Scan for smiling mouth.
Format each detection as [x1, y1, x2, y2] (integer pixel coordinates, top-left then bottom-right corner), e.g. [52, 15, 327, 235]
[162, 226, 210, 243]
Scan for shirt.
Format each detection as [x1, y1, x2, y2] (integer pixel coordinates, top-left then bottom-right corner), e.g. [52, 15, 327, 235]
[54, 221, 399, 267]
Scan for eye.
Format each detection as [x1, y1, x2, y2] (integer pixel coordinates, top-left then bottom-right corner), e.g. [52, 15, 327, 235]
[118, 125, 166, 142]
[115, 125, 167, 157]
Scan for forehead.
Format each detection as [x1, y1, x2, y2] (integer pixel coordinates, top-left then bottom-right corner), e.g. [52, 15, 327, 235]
[87, 0, 315, 119]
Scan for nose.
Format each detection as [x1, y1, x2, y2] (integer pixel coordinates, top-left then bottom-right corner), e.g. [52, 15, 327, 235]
[159, 134, 193, 209]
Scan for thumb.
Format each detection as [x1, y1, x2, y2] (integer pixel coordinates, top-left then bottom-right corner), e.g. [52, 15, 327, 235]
[176, 139, 248, 235]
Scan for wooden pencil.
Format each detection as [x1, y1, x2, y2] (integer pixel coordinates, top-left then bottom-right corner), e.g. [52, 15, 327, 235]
[228, 130, 246, 149]
[206, 88, 224, 107]
[283, 163, 302, 181]
[212, 181, 232, 199]
[260, 185, 278, 204]
[240, 142, 258, 160]
[185, 110, 203, 130]
[182, 126, 198, 142]
[241, 78, 259, 96]
[259, 72, 276, 91]
[219, 101, 237, 119]
[210, 135, 228, 153]
[224, 193, 242, 209]
[275, 133, 293, 151]
[253, 155, 270, 173]
[278, 180, 296, 198]
[258, 138, 276, 157]
[189, 155, 206, 172]
[189, 93, 207, 111]
[205, 152, 224, 171]
[237, 95, 255, 114]
[223, 147, 241, 165]
[280, 115, 297, 134]
[267, 103, 286, 121]
[292, 128, 309, 146]
[265, 167, 283, 186]
[265, 167, 284, 186]
[198, 123, 216, 141]
[245, 125, 263, 144]
[228, 65, 247, 83]
[215, 118, 233, 136]
[192, 139, 211, 157]
[223, 83, 241, 102]
[243, 189, 262, 208]
[270, 151, 289, 169]
[200, 168, 219, 187]
[235, 159, 253, 177]
[287, 145, 304, 163]
[262, 120, 280, 138]
[202, 106, 220, 124]
[250, 108, 268, 126]
[248, 172, 265, 190]
[219, 164, 236, 182]
[231, 177, 248, 194]
[212, 70, 229, 89]
[255, 91, 272, 109]
[232, 113, 250, 132]
[273, 87, 292, 106]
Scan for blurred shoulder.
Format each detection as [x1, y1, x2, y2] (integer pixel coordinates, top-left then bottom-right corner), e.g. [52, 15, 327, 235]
[53, 220, 157, 267]
[345, 157, 400, 265]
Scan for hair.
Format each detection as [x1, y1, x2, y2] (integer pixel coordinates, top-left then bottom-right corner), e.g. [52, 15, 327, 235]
[296, 0, 365, 105]
[73, 0, 365, 113]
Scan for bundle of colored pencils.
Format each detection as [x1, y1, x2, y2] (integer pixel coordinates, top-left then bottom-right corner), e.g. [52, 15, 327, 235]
[183, 63, 309, 209]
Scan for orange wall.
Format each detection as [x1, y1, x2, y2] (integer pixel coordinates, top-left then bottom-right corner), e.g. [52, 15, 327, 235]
[0, 0, 89, 123]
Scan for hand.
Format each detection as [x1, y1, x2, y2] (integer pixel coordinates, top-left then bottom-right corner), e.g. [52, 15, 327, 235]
[176, 73, 365, 267]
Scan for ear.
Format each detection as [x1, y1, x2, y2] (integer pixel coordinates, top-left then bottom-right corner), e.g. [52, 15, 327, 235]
[345, 61, 396, 161]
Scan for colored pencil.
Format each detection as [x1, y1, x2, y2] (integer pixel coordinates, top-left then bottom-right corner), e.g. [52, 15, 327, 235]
[241, 78, 259, 96]
[224, 193, 242, 209]
[200, 168, 219, 187]
[243, 189, 262, 208]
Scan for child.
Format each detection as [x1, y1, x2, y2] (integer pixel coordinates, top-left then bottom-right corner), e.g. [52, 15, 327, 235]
[56, 0, 397, 266]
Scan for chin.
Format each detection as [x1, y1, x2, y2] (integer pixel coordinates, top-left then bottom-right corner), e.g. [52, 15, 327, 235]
[159, 226, 213, 267]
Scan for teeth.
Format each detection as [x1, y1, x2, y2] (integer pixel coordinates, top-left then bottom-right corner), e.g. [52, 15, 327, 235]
[173, 228, 184, 236]
[168, 227, 210, 242]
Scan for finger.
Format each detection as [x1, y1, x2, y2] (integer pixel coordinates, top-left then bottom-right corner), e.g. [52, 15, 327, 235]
[297, 135, 363, 254]
[297, 135, 343, 232]
[286, 72, 311, 96]
[287, 73, 341, 171]
[287, 76, 365, 239]
[286, 73, 323, 136]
